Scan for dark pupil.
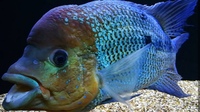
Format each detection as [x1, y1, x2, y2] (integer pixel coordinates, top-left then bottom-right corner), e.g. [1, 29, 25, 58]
[53, 50, 67, 67]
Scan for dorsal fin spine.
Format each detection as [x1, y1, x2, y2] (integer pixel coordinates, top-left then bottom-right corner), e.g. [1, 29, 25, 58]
[139, 0, 197, 37]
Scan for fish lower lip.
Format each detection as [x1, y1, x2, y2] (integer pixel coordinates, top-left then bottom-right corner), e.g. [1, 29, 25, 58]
[1, 73, 42, 110]
[2, 85, 41, 110]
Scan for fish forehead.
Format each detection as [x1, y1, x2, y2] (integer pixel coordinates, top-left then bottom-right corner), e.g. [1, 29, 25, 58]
[27, 5, 96, 50]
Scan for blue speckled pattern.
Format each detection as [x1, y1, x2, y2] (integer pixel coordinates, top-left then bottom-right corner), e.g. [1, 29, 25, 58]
[66, 1, 168, 70]
[83, 1, 163, 69]
[80, 0, 197, 110]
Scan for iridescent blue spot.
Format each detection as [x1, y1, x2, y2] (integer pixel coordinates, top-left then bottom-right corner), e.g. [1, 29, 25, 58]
[65, 18, 68, 23]
[86, 21, 90, 25]
[83, 14, 87, 17]
[92, 28, 97, 32]
[67, 12, 72, 15]
[56, 74, 59, 78]
[83, 95, 87, 99]
[73, 16, 78, 20]
[106, 16, 112, 21]
[78, 101, 82, 105]
[86, 7, 92, 11]
[90, 23, 95, 27]
[62, 70, 66, 73]
[76, 85, 79, 89]
[78, 18, 84, 23]
[98, 32, 102, 37]
[74, 12, 78, 16]
[95, 27, 100, 32]
[77, 76, 81, 81]
[66, 80, 71, 85]
[86, 17, 90, 20]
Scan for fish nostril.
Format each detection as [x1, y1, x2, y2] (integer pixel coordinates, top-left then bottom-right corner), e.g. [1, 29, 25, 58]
[33, 60, 39, 65]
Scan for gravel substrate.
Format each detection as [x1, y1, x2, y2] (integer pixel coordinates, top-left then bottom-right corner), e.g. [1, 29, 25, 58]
[0, 80, 199, 112]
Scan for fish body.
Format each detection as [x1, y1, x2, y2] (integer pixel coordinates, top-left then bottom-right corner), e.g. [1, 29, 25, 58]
[1, 0, 197, 111]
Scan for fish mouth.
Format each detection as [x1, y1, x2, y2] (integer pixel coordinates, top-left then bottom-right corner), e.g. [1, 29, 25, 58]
[1, 73, 46, 110]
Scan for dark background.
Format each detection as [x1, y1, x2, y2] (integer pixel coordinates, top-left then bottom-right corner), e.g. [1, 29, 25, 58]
[0, 0, 199, 94]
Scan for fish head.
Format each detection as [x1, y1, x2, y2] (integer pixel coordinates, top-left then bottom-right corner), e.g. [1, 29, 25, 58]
[2, 5, 99, 111]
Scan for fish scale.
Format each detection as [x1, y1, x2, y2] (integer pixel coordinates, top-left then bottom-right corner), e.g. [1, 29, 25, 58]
[78, 2, 157, 69]
[135, 45, 163, 90]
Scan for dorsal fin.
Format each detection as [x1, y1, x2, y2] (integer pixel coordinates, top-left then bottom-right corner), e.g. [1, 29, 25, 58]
[139, 0, 197, 37]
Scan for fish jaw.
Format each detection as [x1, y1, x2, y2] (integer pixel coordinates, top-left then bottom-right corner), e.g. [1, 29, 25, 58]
[1, 73, 50, 110]
[1, 51, 100, 111]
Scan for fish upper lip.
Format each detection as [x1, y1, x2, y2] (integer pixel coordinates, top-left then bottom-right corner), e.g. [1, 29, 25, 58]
[2, 73, 40, 88]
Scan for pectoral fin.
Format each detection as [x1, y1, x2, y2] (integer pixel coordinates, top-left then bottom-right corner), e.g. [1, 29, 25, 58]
[98, 44, 150, 104]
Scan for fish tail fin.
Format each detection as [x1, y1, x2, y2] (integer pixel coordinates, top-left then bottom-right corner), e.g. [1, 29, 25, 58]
[141, 0, 197, 37]
[147, 33, 190, 98]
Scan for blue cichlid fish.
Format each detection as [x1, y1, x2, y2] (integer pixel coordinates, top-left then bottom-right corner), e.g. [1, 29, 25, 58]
[1, 0, 197, 111]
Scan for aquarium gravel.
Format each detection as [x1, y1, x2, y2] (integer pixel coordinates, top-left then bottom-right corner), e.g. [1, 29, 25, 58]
[0, 80, 199, 112]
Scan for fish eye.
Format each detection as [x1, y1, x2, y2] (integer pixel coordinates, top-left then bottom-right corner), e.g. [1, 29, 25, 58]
[50, 49, 68, 67]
